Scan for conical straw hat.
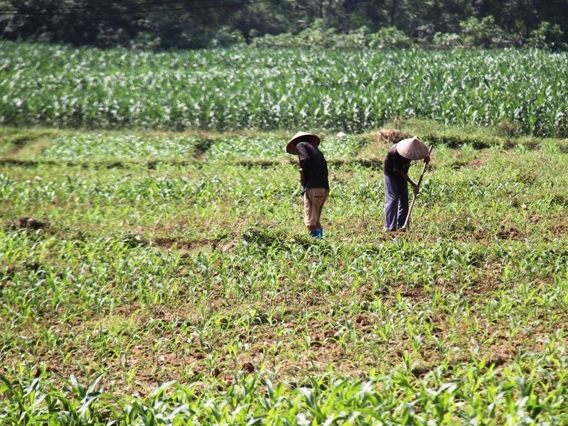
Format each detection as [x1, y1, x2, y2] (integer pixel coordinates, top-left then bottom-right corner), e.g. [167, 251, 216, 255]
[396, 137, 429, 160]
[286, 132, 320, 155]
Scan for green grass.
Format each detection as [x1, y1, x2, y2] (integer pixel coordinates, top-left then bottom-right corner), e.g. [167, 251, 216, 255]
[1, 122, 568, 424]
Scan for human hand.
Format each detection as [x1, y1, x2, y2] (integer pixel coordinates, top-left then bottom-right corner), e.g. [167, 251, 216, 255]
[424, 155, 430, 164]
[413, 184, 420, 195]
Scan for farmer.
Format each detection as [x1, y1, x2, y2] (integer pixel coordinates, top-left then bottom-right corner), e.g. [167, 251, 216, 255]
[286, 131, 329, 239]
[383, 136, 430, 231]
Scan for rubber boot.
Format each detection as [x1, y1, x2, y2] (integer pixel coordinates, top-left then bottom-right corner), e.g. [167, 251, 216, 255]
[316, 227, 323, 238]
[309, 230, 321, 239]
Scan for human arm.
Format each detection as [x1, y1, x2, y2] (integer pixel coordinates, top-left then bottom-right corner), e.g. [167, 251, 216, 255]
[396, 169, 420, 194]
[296, 142, 311, 169]
[400, 151, 431, 194]
[296, 142, 311, 186]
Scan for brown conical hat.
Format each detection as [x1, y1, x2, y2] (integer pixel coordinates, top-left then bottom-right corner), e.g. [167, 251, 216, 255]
[286, 131, 320, 155]
[396, 137, 429, 160]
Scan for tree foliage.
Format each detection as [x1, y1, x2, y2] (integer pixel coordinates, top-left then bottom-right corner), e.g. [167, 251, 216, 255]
[0, 0, 566, 50]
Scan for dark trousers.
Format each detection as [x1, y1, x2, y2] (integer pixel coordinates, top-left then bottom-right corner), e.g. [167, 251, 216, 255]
[384, 174, 408, 231]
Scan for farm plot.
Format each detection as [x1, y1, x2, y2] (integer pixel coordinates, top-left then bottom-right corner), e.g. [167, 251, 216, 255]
[1, 127, 568, 424]
[2, 42, 568, 136]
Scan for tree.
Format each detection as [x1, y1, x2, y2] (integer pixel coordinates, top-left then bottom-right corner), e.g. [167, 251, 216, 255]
[526, 21, 566, 50]
[460, 15, 512, 47]
[0, 0, 567, 49]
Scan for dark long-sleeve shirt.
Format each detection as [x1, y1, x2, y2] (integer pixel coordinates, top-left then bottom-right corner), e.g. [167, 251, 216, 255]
[383, 145, 411, 181]
[296, 141, 329, 193]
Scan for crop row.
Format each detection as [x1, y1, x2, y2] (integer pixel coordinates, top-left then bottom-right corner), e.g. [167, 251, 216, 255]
[2, 42, 568, 135]
[35, 132, 363, 161]
[1, 143, 567, 243]
[3, 351, 568, 425]
[2, 214, 568, 415]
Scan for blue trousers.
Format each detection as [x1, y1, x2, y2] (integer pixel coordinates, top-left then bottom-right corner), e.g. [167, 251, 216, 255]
[384, 174, 409, 231]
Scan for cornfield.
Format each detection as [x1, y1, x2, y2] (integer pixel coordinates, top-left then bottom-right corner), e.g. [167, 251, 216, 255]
[2, 40, 568, 424]
[2, 126, 568, 424]
[2, 41, 568, 136]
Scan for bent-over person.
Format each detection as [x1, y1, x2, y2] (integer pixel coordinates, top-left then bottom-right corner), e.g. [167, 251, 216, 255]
[383, 136, 430, 231]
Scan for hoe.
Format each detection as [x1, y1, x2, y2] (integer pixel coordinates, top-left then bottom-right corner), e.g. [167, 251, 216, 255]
[402, 145, 433, 230]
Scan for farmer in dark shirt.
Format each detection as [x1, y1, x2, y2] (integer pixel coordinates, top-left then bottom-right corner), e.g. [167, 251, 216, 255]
[286, 132, 329, 239]
[383, 136, 430, 231]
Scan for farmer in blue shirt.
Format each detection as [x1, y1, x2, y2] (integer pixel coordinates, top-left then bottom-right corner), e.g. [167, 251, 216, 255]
[383, 136, 430, 231]
[286, 132, 329, 239]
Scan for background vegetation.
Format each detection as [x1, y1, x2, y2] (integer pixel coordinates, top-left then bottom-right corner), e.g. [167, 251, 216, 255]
[1, 0, 567, 50]
[2, 41, 568, 137]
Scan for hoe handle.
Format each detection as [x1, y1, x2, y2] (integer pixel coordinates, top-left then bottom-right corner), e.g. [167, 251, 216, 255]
[402, 145, 433, 230]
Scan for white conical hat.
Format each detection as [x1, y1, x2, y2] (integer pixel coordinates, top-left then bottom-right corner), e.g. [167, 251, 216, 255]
[396, 137, 429, 160]
[286, 132, 320, 155]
